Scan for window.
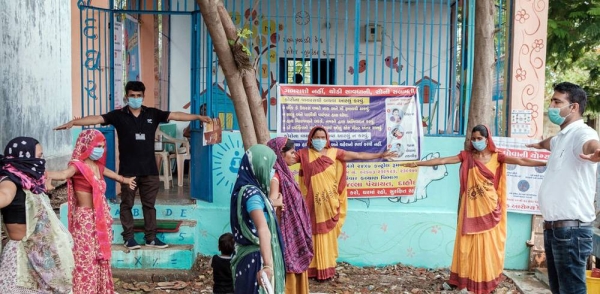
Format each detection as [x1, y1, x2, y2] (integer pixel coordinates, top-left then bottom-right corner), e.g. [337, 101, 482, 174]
[279, 58, 335, 85]
[286, 60, 311, 84]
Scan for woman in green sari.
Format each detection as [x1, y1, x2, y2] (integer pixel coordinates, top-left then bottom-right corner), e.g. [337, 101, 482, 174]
[230, 144, 285, 293]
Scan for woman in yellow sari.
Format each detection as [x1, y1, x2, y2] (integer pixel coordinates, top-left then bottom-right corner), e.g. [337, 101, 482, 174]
[402, 125, 545, 294]
[296, 126, 396, 281]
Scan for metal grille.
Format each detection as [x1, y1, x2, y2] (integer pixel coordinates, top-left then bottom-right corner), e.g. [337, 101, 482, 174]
[79, 0, 510, 136]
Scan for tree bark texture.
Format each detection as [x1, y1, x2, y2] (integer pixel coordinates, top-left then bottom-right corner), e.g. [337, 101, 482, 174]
[216, 3, 271, 144]
[196, 0, 257, 149]
[466, 0, 495, 146]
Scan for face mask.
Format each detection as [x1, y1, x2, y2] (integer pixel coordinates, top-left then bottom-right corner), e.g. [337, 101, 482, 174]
[89, 147, 104, 161]
[472, 140, 487, 152]
[312, 139, 327, 151]
[548, 104, 573, 126]
[127, 97, 143, 109]
[269, 168, 276, 180]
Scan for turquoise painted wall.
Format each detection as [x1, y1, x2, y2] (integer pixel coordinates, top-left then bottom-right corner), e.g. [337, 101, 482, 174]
[197, 132, 533, 270]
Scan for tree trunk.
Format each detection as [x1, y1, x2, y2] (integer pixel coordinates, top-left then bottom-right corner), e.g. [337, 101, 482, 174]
[216, 3, 271, 144]
[466, 0, 495, 147]
[196, 0, 257, 149]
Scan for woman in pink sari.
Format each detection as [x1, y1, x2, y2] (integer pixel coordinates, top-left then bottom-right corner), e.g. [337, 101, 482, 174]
[48, 129, 136, 293]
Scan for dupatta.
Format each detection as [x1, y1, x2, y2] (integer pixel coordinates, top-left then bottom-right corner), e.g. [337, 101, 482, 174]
[67, 129, 112, 261]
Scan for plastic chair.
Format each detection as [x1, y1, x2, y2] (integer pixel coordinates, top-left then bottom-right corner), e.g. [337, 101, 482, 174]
[157, 130, 190, 187]
[155, 150, 173, 189]
[154, 132, 174, 189]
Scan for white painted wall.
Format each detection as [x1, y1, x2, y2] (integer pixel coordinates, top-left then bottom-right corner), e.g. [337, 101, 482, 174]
[0, 0, 73, 168]
[169, 14, 194, 137]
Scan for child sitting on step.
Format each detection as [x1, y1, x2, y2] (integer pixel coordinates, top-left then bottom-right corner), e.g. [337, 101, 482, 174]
[211, 233, 234, 294]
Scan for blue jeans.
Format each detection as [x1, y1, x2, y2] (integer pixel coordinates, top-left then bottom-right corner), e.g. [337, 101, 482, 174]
[544, 226, 593, 294]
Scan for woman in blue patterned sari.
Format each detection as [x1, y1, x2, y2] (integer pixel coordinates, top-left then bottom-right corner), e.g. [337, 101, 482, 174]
[230, 145, 285, 293]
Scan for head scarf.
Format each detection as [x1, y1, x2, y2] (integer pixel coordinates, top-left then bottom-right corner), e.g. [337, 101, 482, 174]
[71, 129, 107, 164]
[0, 137, 46, 194]
[231, 144, 277, 197]
[67, 129, 112, 261]
[467, 125, 496, 152]
[307, 126, 331, 149]
[267, 137, 313, 273]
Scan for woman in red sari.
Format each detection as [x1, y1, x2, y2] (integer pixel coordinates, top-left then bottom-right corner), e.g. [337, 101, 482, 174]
[48, 129, 136, 294]
[296, 126, 396, 281]
[402, 125, 546, 294]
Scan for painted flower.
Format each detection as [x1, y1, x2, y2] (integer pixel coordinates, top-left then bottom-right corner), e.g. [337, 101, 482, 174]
[431, 225, 441, 234]
[515, 9, 530, 23]
[200, 230, 208, 237]
[532, 39, 544, 51]
[339, 231, 349, 241]
[381, 223, 388, 232]
[407, 247, 415, 257]
[515, 68, 527, 82]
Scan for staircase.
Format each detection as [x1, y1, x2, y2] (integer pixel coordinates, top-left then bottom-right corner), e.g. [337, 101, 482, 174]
[59, 200, 202, 280]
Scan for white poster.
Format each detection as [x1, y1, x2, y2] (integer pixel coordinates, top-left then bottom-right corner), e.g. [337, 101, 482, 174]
[493, 136, 550, 214]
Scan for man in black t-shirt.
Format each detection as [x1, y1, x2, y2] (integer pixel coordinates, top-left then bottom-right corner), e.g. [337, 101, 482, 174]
[55, 81, 212, 249]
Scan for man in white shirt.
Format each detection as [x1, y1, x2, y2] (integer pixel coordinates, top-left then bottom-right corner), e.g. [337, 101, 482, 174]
[528, 82, 600, 294]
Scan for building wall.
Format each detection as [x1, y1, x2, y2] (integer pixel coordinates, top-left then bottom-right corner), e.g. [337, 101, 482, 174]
[0, 0, 73, 169]
[195, 133, 533, 269]
[167, 0, 456, 135]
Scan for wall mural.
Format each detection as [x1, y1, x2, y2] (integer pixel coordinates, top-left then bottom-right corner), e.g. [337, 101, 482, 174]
[213, 134, 245, 194]
[509, 0, 548, 139]
[353, 152, 449, 208]
[229, 9, 283, 107]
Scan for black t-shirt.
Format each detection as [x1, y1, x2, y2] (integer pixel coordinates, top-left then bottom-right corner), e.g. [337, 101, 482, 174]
[102, 106, 170, 176]
[211, 255, 233, 294]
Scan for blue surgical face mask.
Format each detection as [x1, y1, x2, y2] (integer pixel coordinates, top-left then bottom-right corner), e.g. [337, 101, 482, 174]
[312, 139, 327, 151]
[472, 140, 487, 152]
[127, 97, 143, 109]
[269, 168, 276, 180]
[548, 104, 572, 126]
[89, 147, 104, 161]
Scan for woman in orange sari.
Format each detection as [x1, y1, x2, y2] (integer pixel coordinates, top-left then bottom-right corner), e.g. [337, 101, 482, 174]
[47, 129, 136, 293]
[402, 125, 545, 294]
[296, 126, 396, 281]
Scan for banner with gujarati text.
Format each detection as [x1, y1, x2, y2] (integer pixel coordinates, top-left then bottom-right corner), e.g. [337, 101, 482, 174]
[277, 85, 422, 198]
[494, 136, 549, 214]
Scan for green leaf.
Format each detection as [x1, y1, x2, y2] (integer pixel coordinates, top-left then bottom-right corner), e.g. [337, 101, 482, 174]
[237, 28, 253, 39]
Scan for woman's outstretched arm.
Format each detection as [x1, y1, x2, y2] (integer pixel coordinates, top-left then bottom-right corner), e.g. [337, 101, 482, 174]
[400, 155, 461, 167]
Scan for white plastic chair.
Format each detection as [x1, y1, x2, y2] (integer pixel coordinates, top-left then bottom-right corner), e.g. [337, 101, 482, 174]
[157, 130, 190, 187]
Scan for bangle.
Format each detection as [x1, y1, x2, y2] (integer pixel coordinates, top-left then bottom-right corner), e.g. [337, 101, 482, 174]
[262, 265, 273, 271]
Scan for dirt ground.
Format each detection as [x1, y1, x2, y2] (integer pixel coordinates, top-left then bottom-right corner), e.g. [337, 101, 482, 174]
[113, 256, 522, 294]
[48, 186, 521, 294]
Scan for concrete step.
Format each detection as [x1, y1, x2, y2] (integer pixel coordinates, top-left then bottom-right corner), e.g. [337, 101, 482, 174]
[534, 268, 550, 287]
[59, 202, 199, 226]
[111, 244, 194, 270]
[107, 203, 198, 221]
[112, 268, 196, 282]
[504, 270, 551, 294]
[111, 219, 197, 245]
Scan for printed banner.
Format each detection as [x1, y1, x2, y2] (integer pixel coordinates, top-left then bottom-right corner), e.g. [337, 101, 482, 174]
[277, 85, 422, 198]
[113, 17, 124, 109]
[494, 136, 549, 214]
[124, 15, 141, 82]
